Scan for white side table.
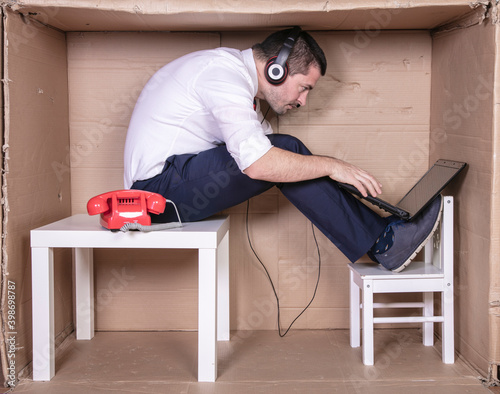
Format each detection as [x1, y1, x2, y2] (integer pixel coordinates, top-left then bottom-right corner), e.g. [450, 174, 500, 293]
[31, 214, 230, 382]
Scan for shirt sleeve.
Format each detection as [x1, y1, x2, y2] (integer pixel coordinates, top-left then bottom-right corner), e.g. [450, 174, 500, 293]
[195, 60, 273, 171]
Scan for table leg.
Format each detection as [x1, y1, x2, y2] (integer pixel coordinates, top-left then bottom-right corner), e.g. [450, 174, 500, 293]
[75, 248, 94, 340]
[198, 248, 217, 382]
[32, 247, 55, 381]
[217, 231, 230, 341]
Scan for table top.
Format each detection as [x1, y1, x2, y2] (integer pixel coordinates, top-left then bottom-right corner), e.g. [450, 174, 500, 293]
[31, 214, 230, 249]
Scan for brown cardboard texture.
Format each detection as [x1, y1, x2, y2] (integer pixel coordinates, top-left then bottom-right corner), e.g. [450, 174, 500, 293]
[430, 15, 498, 380]
[0, 8, 72, 384]
[1, 0, 499, 387]
[9, 0, 477, 31]
[11, 329, 493, 393]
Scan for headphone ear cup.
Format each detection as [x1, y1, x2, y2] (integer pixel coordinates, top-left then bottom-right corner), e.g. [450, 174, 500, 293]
[265, 56, 288, 85]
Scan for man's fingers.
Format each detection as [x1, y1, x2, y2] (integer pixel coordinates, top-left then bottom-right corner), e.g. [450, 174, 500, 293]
[329, 159, 383, 197]
[354, 182, 369, 198]
[355, 172, 382, 198]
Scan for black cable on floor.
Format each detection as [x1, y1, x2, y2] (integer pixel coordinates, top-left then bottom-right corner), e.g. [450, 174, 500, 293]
[245, 199, 321, 337]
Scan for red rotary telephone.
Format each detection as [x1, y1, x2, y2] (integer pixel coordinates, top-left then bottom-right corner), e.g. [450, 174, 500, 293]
[87, 189, 166, 230]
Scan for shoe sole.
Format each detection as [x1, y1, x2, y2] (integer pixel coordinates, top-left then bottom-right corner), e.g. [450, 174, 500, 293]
[392, 196, 444, 273]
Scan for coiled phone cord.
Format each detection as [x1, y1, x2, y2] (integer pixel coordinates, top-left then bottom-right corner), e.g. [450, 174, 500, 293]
[119, 199, 183, 232]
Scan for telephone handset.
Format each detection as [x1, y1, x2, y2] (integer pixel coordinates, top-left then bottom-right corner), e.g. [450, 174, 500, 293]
[87, 189, 182, 231]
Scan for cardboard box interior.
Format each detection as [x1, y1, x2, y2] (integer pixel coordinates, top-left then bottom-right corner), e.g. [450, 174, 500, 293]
[1, 0, 498, 385]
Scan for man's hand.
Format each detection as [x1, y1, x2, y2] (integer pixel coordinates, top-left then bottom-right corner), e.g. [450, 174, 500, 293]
[328, 158, 382, 198]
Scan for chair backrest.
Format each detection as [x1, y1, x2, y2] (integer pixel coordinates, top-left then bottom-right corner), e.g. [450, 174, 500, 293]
[424, 196, 453, 282]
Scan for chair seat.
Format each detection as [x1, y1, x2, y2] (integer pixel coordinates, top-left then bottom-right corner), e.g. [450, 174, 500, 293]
[349, 261, 444, 278]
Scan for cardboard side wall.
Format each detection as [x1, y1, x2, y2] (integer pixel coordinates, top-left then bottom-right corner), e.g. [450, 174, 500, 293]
[430, 19, 495, 376]
[0, 9, 4, 384]
[488, 20, 500, 381]
[68, 30, 432, 331]
[1, 10, 72, 380]
[492, 22, 500, 380]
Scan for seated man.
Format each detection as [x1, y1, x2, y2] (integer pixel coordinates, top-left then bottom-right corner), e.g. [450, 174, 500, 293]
[123, 27, 442, 273]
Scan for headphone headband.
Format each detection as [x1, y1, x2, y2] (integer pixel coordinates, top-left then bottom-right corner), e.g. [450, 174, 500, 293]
[274, 26, 302, 70]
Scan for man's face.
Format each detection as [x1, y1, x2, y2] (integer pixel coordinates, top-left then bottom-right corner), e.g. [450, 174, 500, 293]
[265, 65, 321, 115]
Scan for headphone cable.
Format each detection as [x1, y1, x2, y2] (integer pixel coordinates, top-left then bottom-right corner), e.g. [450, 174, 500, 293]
[245, 199, 321, 337]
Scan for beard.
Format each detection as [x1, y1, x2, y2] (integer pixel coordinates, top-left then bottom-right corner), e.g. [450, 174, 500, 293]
[264, 86, 293, 115]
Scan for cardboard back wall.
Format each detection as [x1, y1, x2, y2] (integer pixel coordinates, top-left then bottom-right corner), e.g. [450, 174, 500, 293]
[67, 29, 432, 333]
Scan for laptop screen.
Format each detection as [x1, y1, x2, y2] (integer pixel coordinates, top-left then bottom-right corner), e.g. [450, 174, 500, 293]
[396, 160, 466, 217]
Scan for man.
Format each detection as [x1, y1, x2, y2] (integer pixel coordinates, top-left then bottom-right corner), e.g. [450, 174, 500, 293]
[123, 27, 442, 272]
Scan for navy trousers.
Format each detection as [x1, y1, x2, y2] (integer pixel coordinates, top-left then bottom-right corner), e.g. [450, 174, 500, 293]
[132, 134, 387, 262]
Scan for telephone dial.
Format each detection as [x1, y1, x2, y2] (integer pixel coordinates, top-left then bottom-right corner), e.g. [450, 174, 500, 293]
[87, 189, 182, 231]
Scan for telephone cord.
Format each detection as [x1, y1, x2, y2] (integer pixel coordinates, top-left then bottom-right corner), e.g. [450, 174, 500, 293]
[119, 199, 183, 232]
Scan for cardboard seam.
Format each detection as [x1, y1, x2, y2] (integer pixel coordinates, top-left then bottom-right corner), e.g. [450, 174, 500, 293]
[5, 1, 474, 15]
[15, 321, 75, 382]
[9, 8, 64, 34]
[3, 1, 485, 18]
[488, 9, 500, 378]
[0, 6, 9, 387]
[483, 363, 500, 386]
[431, 2, 490, 35]
[488, 1, 499, 23]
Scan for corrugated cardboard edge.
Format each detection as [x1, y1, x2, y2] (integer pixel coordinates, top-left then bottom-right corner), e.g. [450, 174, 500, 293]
[0, 6, 9, 386]
[487, 3, 500, 386]
[432, 2, 489, 34]
[5, 0, 484, 15]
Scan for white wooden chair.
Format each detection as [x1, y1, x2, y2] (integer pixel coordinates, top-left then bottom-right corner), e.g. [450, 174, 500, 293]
[348, 196, 454, 365]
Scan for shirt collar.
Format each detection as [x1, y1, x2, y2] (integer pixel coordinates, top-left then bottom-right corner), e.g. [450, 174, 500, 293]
[242, 48, 258, 97]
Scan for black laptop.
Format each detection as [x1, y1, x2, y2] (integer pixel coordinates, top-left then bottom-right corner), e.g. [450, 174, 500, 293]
[338, 159, 467, 220]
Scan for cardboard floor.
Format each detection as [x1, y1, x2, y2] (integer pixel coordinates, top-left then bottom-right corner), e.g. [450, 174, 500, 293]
[10, 329, 496, 393]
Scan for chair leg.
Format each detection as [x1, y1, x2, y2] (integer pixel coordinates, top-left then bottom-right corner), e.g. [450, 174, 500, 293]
[349, 271, 360, 348]
[442, 286, 455, 363]
[441, 197, 455, 364]
[362, 279, 374, 366]
[423, 292, 434, 346]
[423, 237, 434, 346]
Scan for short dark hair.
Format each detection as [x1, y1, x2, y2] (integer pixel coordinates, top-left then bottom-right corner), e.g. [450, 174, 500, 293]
[252, 28, 327, 76]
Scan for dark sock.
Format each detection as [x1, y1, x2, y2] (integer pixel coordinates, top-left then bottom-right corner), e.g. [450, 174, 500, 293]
[370, 226, 395, 256]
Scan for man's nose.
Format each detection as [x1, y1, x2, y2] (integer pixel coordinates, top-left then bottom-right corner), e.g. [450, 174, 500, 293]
[297, 91, 309, 107]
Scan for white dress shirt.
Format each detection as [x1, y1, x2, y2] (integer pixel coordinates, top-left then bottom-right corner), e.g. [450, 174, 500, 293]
[123, 47, 273, 189]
